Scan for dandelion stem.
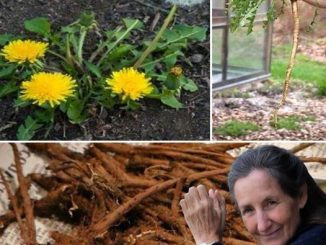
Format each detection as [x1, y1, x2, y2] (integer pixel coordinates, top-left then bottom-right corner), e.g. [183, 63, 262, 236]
[89, 41, 105, 63]
[44, 107, 55, 138]
[50, 107, 55, 123]
[89, 26, 123, 63]
[140, 50, 181, 68]
[44, 122, 54, 139]
[77, 28, 87, 63]
[48, 50, 70, 64]
[146, 94, 161, 99]
[65, 35, 75, 68]
[64, 34, 85, 73]
[43, 65, 62, 72]
[134, 4, 177, 69]
[97, 23, 138, 66]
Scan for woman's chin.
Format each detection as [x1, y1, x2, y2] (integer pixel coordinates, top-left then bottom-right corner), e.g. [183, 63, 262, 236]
[256, 228, 289, 245]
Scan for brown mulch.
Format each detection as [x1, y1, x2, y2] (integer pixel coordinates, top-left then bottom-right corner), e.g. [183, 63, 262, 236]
[213, 86, 326, 141]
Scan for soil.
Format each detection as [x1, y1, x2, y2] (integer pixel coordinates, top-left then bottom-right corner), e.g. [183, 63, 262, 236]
[0, 0, 210, 140]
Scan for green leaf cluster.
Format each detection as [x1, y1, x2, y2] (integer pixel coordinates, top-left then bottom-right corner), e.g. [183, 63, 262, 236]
[0, 10, 206, 139]
[229, 0, 277, 34]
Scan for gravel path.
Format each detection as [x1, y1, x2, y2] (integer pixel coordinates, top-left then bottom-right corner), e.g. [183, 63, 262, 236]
[213, 87, 326, 141]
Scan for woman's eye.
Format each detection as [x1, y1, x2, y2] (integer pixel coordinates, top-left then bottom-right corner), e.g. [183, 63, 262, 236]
[266, 200, 277, 208]
[242, 208, 253, 215]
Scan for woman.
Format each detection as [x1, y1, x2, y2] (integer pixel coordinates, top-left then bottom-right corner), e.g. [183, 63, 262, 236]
[180, 145, 326, 245]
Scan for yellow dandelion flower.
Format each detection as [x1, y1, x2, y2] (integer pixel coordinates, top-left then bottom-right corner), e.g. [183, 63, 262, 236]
[20, 72, 76, 107]
[1, 39, 48, 64]
[170, 66, 183, 77]
[106, 67, 153, 101]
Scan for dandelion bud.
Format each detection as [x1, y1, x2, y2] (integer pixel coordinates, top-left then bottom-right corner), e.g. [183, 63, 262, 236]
[170, 66, 183, 77]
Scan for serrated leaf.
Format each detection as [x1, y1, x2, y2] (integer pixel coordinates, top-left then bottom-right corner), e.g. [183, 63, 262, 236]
[155, 73, 168, 82]
[161, 93, 183, 109]
[79, 11, 95, 28]
[122, 18, 144, 30]
[162, 30, 179, 42]
[97, 90, 116, 109]
[84, 60, 101, 78]
[14, 97, 30, 108]
[67, 100, 87, 124]
[0, 81, 18, 98]
[16, 116, 43, 140]
[175, 25, 207, 41]
[143, 62, 156, 74]
[229, 0, 267, 33]
[105, 27, 123, 40]
[164, 74, 180, 90]
[24, 17, 51, 37]
[61, 25, 79, 34]
[34, 110, 52, 123]
[107, 44, 133, 61]
[181, 77, 198, 92]
[0, 34, 16, 46]
[151, 85, 160, 94]
[59, 101, 68, 113]
[20, 70, 33, 80]
[141, 50, 183, 71]
[160, 24, 207, 49]
[161, 42, 187, 51]
[0, 65, 17, 79]
[162, 52, 179, 68]
[122, 100, 140, 110]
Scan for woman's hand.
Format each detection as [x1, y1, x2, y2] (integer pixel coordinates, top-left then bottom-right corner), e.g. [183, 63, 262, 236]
[180, 185, 225, 245]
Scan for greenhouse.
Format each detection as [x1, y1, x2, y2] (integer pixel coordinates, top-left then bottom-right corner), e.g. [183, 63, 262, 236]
[212, 0, 273, 90]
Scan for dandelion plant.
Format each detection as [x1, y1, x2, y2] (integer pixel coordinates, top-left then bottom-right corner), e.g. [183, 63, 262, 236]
[0, 6, 207, 140]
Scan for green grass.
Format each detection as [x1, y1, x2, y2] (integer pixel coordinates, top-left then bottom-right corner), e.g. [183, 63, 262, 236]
[272, 115, 301, 130]
[271, 44, 326, 95]
[215, 88, 251, 98]
[271, 115, 316, 131]
[214, 120, 260, 137]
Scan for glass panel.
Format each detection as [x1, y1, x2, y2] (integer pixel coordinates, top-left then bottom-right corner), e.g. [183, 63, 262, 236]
[212, 0, 225, 9]
[257, 1, 268, 13]
[212, 28, 223, 82]
[227, 24, 265, 79]
[212, 0, 272, 89]
[212, 0, 227, 25]
[255, 1, 269, 21]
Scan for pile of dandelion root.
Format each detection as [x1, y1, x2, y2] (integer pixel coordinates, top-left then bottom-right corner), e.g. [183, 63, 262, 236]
[1, 143, 324, 245]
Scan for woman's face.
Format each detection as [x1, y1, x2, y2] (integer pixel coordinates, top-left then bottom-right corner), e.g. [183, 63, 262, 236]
[234, 169, 307, 245]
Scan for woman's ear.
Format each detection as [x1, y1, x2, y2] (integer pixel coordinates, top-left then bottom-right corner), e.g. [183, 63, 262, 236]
[299, 183, 308, 209]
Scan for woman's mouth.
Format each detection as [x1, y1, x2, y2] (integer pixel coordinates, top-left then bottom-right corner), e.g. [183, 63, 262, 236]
[259, 227, 282, 240]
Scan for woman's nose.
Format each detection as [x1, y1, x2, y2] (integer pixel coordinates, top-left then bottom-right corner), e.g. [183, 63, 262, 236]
[256, 211, 272, 233]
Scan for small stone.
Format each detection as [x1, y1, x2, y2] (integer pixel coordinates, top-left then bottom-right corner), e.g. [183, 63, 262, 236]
[190, 54, 203, 63]
[99, 108, 108, 120]
[54, 123, 61, 132]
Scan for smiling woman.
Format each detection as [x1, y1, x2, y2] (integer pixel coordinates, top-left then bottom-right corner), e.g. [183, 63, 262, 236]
[234, 169, 305, 245]
[180, 145, 326, 245]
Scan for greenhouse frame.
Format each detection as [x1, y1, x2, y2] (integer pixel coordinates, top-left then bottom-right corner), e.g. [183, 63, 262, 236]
[212, 0, 273, 90]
